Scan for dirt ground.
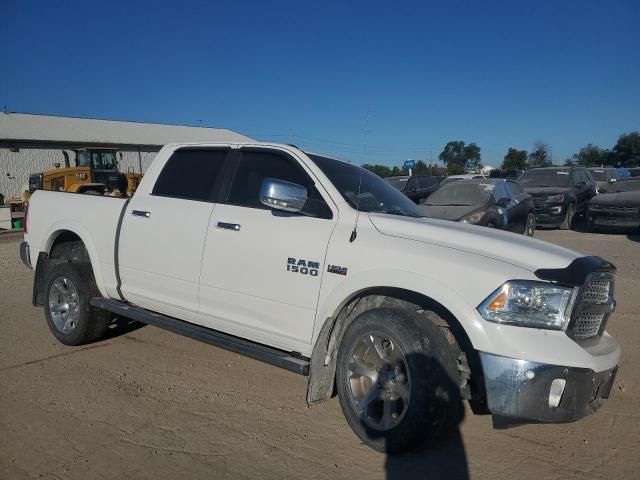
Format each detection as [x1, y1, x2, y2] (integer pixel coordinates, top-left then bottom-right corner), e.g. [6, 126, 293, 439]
[1, 227, 639, 480]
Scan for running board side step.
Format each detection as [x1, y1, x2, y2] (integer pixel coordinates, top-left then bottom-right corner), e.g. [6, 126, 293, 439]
[91, 298, 310, 376]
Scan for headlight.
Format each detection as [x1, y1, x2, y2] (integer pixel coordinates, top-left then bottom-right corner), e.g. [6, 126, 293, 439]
[478, 280, 577, 330]
[546, 194, 564, 203]
[460, 210, 486, 224]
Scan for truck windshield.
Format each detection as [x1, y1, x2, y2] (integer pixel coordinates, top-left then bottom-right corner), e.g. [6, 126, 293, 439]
[76, 151, 117, 170]
[519, 170, 570, 187]
[307, 154, 424, 218]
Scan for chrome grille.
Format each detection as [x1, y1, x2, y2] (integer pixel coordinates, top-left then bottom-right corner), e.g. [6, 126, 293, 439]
[582, 280, 611, 303]
[568, 274, 614, 341]
[572, 312, 605, 339]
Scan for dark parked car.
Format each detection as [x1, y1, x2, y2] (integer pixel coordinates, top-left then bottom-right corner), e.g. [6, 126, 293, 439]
[519, 167, 596, 229]
[419, 178, 536, 235]
[385, 175, 441, 203]
[489, 169, 524, 179]
[587, 178, 640, 231]
[589, 167, 620, 193]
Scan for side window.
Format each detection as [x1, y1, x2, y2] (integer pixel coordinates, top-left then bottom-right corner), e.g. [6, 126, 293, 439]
[492, 182, 510, 201]
[227, 150, 332, 219]
[575, 170, 588, 184]
[506, 181, 522, 197]
[570, 170, 580, 185]
[406, 177, 419, 191]
[152, 149, 227, 201]
[419, 177, 437, 188]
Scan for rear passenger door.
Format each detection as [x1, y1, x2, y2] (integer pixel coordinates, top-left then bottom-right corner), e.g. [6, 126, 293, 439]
[118, 147, 230, 321]
[198, 147, 337, 353]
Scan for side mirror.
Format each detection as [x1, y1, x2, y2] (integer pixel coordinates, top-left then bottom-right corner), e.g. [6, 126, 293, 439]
[496, 197, 510, 207]
[260, 178, 307, 213]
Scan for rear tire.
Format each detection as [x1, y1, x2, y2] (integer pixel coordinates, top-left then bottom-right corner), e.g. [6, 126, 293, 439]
[335, 307, 461, 453]
[44, 262, 110, 346]
[560, 203, 575, 230]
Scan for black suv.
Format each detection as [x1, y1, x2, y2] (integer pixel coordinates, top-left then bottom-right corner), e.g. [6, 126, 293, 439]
[384, 175, 441, 204]
[519, 167, 596, 229]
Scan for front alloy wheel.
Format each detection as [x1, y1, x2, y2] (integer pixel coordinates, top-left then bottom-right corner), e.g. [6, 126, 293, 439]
[525, 213, 536, 236]
[347, 333, 411, 431]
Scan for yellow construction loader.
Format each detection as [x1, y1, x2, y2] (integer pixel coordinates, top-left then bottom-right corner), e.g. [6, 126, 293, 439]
[25, 147, 143, 200]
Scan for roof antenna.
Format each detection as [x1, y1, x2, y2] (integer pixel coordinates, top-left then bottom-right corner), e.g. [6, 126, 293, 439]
[350, 107, 373, 243]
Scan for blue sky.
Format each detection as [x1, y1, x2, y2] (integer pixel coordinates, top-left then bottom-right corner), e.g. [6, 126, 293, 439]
[2, 0, 638, 167]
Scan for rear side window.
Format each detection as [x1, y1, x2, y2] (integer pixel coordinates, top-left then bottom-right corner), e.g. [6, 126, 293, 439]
[227, 150, 332, 219]
[406, 177, 419, 191]
[506, 181, 522, 196]
[152, 149, 228, 201]
[418, 177, 438, 188]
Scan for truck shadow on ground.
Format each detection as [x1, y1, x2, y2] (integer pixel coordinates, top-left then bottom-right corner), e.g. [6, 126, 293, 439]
[104, 314, 146, 339]
[364, 354, 470, 480]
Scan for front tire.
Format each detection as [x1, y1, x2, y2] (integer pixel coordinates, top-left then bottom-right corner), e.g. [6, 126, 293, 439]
[525, 212, 536, 236]
[560, 203, 575, 230]
[44, 262, 110, 346]
[335, 307, 461, 453]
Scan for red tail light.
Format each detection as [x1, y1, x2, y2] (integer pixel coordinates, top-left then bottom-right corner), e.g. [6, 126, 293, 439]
[24, 201, 29, 234]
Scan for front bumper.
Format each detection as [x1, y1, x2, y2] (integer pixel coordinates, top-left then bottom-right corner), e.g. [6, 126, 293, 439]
[20, 241, 31, 269]
[534, 204, 566, 226]
[588, 206, 640, 229]
[480, 352, 617, 423]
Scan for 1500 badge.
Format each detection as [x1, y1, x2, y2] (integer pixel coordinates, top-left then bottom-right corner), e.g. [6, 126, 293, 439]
[287, 257, 320, 276]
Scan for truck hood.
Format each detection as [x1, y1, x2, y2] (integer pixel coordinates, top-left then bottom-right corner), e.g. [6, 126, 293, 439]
[368, 213, 580, 272]
[589, 190, 640, 207]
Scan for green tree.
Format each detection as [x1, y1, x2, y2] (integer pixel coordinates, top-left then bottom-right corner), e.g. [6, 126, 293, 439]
[413, 160, 428, 175]
[612, 132, 640, 167]
[439, 141, 482, 174]
[570, 144, 611, 167]
[502, 148, 528, 170]
[362, 164, 392, 177]
[527, 143, 553, 168]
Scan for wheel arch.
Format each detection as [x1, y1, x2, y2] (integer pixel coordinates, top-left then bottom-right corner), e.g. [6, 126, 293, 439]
[33, 225, 107, 305]
[307, 286, 483, 405]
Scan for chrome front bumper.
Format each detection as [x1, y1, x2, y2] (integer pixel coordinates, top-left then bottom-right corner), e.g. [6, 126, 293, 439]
[480, 352, 617, 423]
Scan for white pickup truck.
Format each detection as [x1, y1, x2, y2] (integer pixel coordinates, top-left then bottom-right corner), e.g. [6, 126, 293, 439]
[20, 142, 620, 453]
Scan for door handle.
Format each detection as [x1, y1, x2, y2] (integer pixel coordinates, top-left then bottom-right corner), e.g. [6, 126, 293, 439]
[132, 210, 151, 218]
[217, 222, 241, 231]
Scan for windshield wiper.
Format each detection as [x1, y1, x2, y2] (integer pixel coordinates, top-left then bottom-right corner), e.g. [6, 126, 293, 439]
[383, 209, 423, 218]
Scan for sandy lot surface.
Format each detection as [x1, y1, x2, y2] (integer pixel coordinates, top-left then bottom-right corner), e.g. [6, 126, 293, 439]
[1, 228, 639, 480]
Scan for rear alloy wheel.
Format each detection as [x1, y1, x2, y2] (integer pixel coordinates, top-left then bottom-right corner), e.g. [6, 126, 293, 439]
[525, 213, 536, 236]
[48, 276, 81, 334]
[44, 262, 110, 345]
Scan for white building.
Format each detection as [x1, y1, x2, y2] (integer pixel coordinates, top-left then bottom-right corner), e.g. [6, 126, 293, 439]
[0, 112, 252, 199]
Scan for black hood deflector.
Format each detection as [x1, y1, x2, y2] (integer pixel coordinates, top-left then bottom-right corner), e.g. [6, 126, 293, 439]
[535, 256, 616, 287]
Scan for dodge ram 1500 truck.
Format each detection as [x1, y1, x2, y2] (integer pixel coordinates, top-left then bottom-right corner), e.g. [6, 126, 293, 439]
[20, 142, 620, 453]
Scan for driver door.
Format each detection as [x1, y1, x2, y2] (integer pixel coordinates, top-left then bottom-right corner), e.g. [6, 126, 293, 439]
[198, 147, 337, 352]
